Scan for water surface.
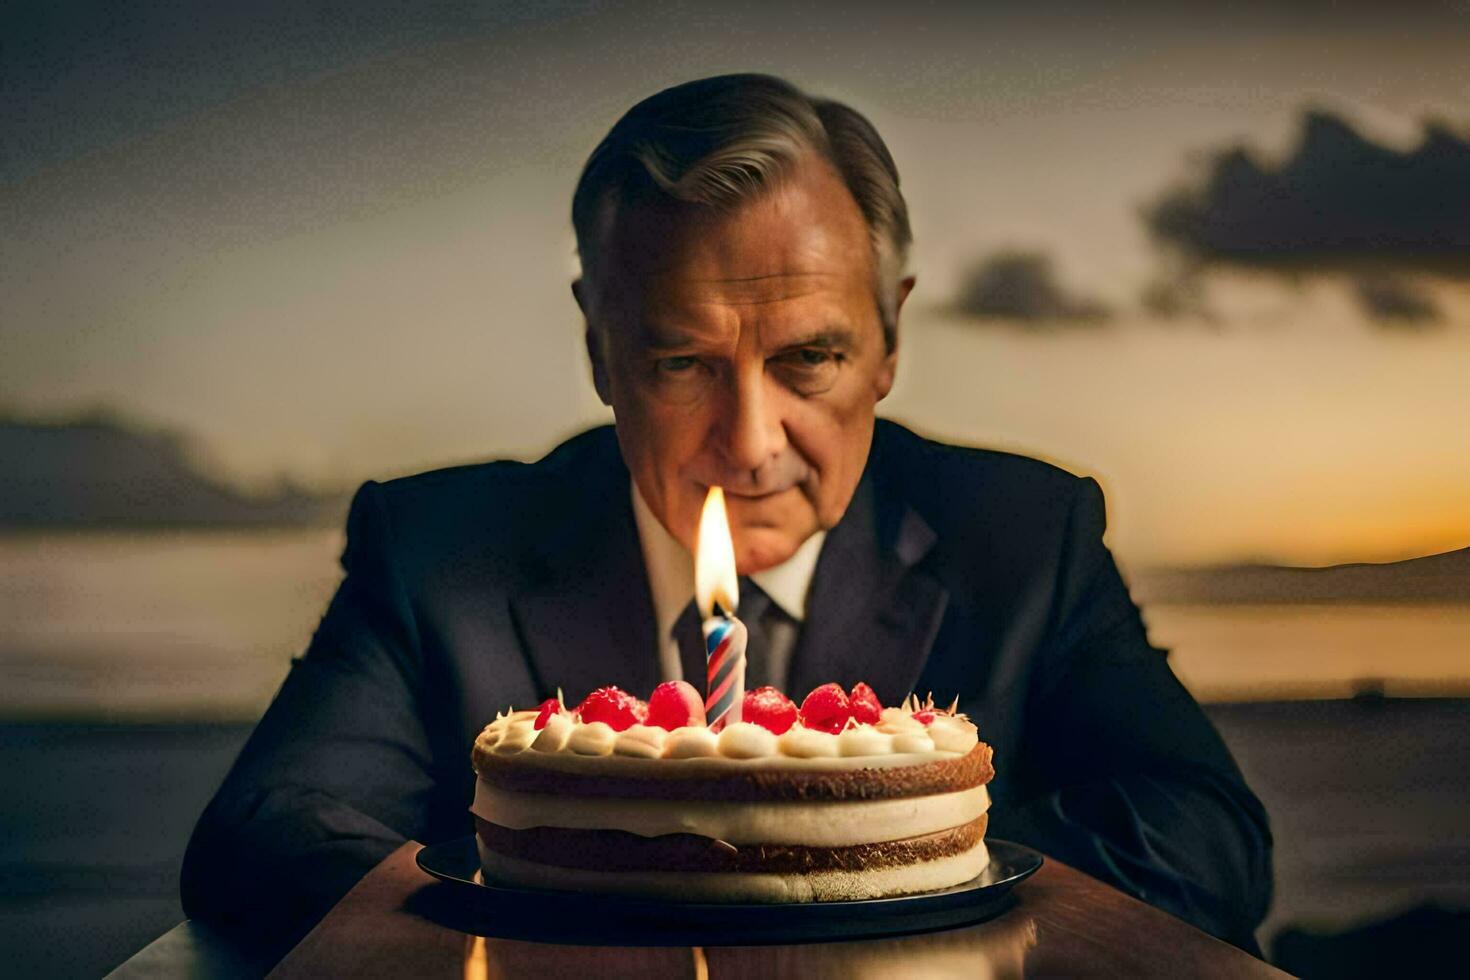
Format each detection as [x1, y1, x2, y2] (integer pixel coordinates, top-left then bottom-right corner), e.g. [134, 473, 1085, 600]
[3, 531, 1466, 718]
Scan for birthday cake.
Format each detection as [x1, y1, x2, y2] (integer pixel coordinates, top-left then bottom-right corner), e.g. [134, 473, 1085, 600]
[470, 681, 995, 902]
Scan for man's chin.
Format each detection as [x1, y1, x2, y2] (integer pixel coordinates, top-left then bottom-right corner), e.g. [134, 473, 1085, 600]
[734, 525, 813, 575]
[724, 491, 818, 570]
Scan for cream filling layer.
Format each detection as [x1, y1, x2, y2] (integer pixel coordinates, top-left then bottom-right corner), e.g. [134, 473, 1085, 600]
[472, 780, 990, 847]
[476, 837, 991, 903]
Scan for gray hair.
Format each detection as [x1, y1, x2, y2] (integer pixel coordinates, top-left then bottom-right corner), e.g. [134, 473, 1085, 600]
[572, 74, 912, 351]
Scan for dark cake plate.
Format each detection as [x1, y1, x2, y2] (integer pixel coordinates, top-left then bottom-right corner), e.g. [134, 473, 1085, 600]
[412, 836, 1042, 946]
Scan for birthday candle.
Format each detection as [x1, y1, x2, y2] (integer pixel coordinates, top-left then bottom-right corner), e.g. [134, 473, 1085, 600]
[695, 487, 746, 732]
[702, 608, 747, 731]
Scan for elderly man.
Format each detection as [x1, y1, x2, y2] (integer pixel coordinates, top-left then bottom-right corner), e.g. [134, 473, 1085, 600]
[182, 74, 1272, 956]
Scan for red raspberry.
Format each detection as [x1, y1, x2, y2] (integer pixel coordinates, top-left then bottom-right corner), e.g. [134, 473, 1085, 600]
[849, 682, 883, 725]
[574, 686, 647, 732]
[799, 682, 851, 734]
[646, 680, 706, 731]
[532, 697, 561, 730]
[742, 686, 798, 735]
[912, 709, 937, 725]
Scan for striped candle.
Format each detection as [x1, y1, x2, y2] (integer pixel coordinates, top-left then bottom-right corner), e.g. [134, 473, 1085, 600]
[703, 609, 748, 732]
[695, 487, 745, 732]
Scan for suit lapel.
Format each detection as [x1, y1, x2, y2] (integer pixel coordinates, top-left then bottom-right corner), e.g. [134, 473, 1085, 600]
[508, 434, 662, 704]
[787, 469, 949, 706]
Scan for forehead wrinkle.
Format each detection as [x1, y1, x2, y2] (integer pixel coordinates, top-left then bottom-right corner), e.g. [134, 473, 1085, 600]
[681, 277, 835, 308]
[635, 301, 745, 349]
[704, 295, 821, 308]
[636, 319, 720, 349]
[780, 325, 858, 347]
[638, 301, 851, 353]
[687, 271, 828, 283]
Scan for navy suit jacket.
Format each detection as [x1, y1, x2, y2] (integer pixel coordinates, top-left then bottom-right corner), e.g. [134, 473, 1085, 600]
[181, 421, 1272, 953]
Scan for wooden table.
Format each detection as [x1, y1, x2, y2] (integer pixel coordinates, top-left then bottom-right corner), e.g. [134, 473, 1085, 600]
[266, 844, 1287, 978]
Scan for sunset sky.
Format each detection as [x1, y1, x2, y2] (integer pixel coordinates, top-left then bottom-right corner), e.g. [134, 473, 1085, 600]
[5, 1, 1469, 567]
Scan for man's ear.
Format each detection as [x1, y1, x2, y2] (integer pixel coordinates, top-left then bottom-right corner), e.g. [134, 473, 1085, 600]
[896, 274, 916, 315]
[574, 279, 614, 406]
[584, 335, 613, 408]
[875, 275, 915, 402]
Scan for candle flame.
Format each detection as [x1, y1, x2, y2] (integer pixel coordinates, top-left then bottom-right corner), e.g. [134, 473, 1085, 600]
[695, 486, 739, 617]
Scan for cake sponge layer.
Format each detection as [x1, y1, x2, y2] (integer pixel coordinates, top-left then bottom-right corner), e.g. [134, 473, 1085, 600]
[476, 837, 991, 903]
[476, 813, 987, 874]
[473, 779, 990, 846]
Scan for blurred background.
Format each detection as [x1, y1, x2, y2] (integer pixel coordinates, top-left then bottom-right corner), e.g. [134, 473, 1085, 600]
[3, 1, 1468, 975]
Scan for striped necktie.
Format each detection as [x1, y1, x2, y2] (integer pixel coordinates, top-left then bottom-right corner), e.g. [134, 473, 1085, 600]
[673, 580, 800, 694]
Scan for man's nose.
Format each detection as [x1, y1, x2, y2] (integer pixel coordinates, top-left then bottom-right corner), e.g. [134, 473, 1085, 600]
[720, 369, 786, 476]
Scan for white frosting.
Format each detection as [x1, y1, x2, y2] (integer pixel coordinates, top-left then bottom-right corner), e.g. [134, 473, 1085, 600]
[776, 726, 839, 758]
[837, 726, 894, 757]
[474, 707, 979, 769]
[877, 708, 927, 735]
[891, 731, 936, 754]
[473, 780, 990, 846]
[664, 726, 721, 759]
[531, 713, 573, 753]
[566, 721, 616, 756]
[717, 722, 778, 759]
[477, 836, 990, 903]
[492, 723, 537, 755]
[486, 709, 539, 732]
[928, 716, 979, 754]
[613, 725, 668, 759]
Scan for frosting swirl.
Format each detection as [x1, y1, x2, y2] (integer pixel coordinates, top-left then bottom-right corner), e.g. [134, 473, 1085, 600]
[717, 722, 778, 759]
[566, 721, 616, 756]
[475, 706, 979, 771]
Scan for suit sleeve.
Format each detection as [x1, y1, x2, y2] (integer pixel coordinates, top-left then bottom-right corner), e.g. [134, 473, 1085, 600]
[180, 480, 437, 954]
[987, 477, 1274, 952]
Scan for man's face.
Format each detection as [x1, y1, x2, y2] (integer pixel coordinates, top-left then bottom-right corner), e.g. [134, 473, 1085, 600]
[577, 156, 912, 573]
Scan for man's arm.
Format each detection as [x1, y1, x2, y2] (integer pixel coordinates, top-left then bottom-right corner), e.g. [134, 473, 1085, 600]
[987, 477, 1274, 952]
[180, 480, 438, 955]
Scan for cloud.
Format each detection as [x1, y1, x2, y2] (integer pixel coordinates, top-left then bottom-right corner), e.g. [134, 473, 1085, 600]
[951, 249, 1110, 327]
[1144, 109, 1470, 276]
[1139, 273, 1219, 325]
[1352, 274, 1441, 327]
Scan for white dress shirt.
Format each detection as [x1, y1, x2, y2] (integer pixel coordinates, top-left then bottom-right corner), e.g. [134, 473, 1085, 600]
[631, 481, 826, 683]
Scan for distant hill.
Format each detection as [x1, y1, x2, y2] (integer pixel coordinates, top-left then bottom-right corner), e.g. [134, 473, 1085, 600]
[1133, 547, 1470, 604]
[0, 411, 348, 528]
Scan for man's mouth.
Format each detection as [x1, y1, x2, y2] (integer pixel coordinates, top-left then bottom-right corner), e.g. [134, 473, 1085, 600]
[685, 456, 814, 501]
[723, 486, 791, 500]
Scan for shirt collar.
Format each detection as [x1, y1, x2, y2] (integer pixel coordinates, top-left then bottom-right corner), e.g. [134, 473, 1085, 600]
[631, 480, 825, 643]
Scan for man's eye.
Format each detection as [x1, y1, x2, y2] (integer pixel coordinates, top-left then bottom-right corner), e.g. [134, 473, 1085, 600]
[656, 356, 699, 373]
[772, 347, 843, 395]
[780, 348, 842, 369]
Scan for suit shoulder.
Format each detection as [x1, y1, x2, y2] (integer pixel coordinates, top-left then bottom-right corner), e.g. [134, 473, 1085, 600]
[874, 422, 1106, 589]
[351, 426, 619, 556]
[875, 419, 1091, 510]
[371, 426, 614, 506]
